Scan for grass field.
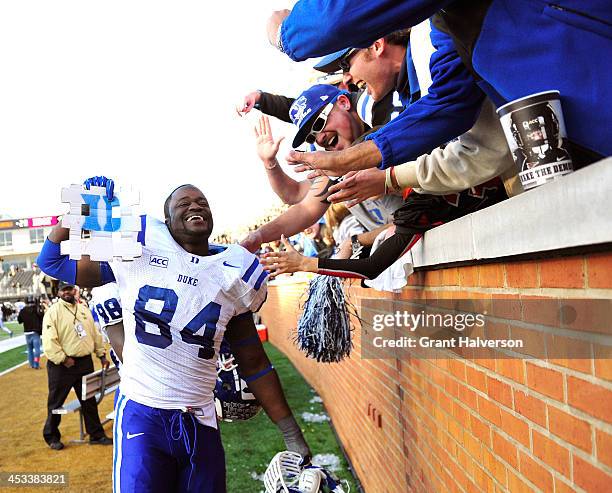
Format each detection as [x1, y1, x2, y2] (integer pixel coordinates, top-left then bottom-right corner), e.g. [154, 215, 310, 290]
[0, 342, 358, 492]
[0, 321, 24, 341]
[222, 343, 358, 492]
[0, 345, 28, 372]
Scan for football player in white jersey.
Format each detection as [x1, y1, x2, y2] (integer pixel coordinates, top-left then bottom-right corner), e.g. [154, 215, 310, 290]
[38, 179, 310, 493]
[91, 282, 124, 366]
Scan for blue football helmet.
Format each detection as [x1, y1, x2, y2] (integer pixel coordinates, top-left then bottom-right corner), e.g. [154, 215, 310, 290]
[214, 340, 262, 422]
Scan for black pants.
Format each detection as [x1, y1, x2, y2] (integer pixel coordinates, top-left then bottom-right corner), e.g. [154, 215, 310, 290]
[43, 355, 105, 444]
[318, 179, 508, 280]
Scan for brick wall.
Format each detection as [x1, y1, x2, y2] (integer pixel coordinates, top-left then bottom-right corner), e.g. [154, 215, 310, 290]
[260, 252, 612, 493]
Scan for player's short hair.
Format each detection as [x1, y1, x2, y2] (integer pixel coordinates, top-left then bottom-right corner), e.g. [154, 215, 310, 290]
[164, 184, 198, 220]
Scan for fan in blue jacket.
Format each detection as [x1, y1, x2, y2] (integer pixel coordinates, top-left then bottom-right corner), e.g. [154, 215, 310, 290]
[269, 0, 610, 177]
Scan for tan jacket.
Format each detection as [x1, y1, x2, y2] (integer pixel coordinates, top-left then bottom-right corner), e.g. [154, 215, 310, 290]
[42, 299, 106, 365]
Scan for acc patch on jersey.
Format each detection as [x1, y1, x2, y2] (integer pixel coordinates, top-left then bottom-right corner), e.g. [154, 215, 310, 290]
[60, 184, 142, 261]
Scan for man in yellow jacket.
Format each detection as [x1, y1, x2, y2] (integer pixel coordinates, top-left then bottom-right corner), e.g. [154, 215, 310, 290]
[42, 281, 112, 450]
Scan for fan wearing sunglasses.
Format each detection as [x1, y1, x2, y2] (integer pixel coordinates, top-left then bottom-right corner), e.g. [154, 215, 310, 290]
[241, 84, 403, 256]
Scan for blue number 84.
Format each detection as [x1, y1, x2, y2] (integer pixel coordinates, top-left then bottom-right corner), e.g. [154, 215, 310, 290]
[134, 285, 221, 360]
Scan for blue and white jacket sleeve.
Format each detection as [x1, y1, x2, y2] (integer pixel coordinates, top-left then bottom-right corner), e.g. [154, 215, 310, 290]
[366, 25, 484, 169]
[280, 0, 449, 61]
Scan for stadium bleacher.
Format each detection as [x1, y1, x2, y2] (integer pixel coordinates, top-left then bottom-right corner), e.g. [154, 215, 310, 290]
[0, 268, 36, 300]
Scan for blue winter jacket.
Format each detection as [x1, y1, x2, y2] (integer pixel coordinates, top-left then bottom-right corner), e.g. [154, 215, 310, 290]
[280, 0, 612, 157]
[366, 22, 485, 168]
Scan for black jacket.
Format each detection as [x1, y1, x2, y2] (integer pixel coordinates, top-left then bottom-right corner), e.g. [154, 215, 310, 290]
[17, 304, 44, 335]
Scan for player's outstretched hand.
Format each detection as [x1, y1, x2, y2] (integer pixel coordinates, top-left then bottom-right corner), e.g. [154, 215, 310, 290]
[260, 235, 317, 277]
[254, 115, 285, 164]
[285, 149, 344, 179]
[236, 90, 262, 116]
[286, 140, 383, 179]
[83, 176, 115, 200]
[240, 230, 264, 254]
[328, 168, 387, 206]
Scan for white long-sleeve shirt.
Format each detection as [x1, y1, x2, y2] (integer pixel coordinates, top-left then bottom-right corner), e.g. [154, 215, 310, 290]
[408, 98, 518, 195]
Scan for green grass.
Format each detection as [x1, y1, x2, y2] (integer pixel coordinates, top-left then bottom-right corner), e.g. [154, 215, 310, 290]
[0, 344, 28, 372]
[222, 343, 359, 493]
[0, 321, 24, 340]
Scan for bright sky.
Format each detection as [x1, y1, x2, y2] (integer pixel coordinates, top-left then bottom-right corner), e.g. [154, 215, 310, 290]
[0, 1, 316, 235]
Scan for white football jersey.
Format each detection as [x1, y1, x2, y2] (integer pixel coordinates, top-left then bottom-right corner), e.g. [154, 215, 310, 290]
[109, 215, 267, 428]
[91, 282, 123, 330]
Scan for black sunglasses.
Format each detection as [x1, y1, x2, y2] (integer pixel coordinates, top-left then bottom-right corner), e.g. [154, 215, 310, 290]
[338, 48, 358, 73]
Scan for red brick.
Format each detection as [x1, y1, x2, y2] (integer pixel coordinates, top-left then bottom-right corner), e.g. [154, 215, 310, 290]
[573, 455, 612, 493]
[484, 321, 511, 343]
[449, 359, 466, 382]
[464, 431, 483, 461]
[452, 401, 471, 426]
[539, 256, 585, 288]
[424, 269, 443, 286]
[466, 366, 488, 393]
[496, 359, 525, 385]
[406, 271, 425, 286]
[586, 252, 612, 288]
[521, 295, 561, 328]
[478, 264, 505, 288]
[519, 452, 554, 493]
[476, 356, 496, 372]
[458, 265, 479, 287]
[509, 326, 547, 359]
[500, 409, 530, 448]
[554, 477, 578, 493]
[596, 429, 612, 469]
[482, 448, 507, 486]
[492, 431, 518, 468]
[505, 260, 539, 288]
[473, 465, 495, 493]
[441, 267, 459, 287]
[489, 294, 522, 322]
[458, 385, 478, 410]
[470, 415, 491, 447]
[548, 405, 592, 452]
[544, 334, 592, 374]
[507, 471, 535, 493]
[526, 363, 564, 401]
[532, 430, 571, 477]
[567, 376, 612, 422]
[513, 389, 547, 428]
[594, 344, 612, 381]
[560, 298, 611, 335]
[447, 418, 464, 445]
[486, 377, 513, 409]
[478, 396, 502, 427]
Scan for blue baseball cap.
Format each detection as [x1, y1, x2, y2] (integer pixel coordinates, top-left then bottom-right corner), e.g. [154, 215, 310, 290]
[313, 48, 354, 73]
[289, 84, 348, 148]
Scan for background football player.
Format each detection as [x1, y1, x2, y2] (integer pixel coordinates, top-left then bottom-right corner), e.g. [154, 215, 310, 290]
[38, 177, 310, 493]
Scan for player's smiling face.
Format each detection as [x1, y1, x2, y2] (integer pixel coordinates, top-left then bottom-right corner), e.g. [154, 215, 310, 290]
[167, 186, 214, 241]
